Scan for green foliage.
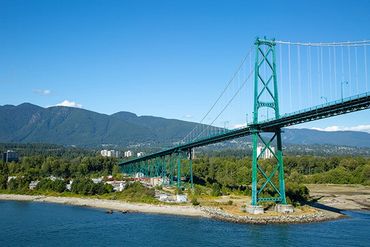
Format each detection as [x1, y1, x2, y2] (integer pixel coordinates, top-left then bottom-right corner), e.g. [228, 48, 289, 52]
[114, 182, 156, 203]
[0, 143, 92, 158]
[71, 178, 112, 195]
[191, 197, 200, 206]
[211, 183, 222, 197]
[36, 178, 67, 193]
[194, 155, 370, 188]
[7, 176, 31, 192]
[0, 162, 8, 189]
[0, 103, 205, 147]
[5, 155, 118, 179]
[285, 183, 310, 205]
[175, 187, 184, 195]
[0, 175, 7, 190]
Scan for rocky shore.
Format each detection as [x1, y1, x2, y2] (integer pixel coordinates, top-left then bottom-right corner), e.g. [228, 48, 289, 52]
[200, 207, 344, 224]
[0, 194, 343, 224]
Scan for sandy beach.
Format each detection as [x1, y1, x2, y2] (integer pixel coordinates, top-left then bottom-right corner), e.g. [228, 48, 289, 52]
[0, 193, 347, 224]
[306, 184, 370, 210]
[0, 194, 208, 217]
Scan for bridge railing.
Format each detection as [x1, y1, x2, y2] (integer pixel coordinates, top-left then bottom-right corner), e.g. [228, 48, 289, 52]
[256, 91, 370, 125]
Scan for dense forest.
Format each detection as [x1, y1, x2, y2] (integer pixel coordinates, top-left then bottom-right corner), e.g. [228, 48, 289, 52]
[0, 144, 369, 204]
[192, 155, 370, 186]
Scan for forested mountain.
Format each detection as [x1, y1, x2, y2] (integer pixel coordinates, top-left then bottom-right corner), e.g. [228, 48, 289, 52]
[0, 103, 369, 148]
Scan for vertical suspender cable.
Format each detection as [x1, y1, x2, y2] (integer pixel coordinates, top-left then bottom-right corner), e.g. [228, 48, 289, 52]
[355, 47, 359, 94]
[297, 45, 302, 109]
[347, 46, 352, 94]
[249, 51, 252, 117]
[341, 46, 345, 83]
[320, 47, 324, 100]
[317, 47, 321, 103]
[308, 46, 312, 106]
[329, 47, 332, 100]
[279, 44, 283, 109]
[288, 44, 292, 111]
[333, 47, 337, 99]
[365, 46, 369, 92]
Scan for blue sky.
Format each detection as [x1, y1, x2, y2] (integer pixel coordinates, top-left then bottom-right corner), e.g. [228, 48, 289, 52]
[1, 0, 370, 132]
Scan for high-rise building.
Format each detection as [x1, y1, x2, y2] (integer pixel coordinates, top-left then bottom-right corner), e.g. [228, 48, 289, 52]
[3, 150, 19, 163]
[100, 149, 121, 158]
[124, 150, 133, 157]
[256, 146, 275, 159]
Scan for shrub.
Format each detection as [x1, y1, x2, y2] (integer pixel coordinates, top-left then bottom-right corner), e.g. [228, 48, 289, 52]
[211, 183, 222, 196]
[191, 197, 200, 206]
[285, 182, 310, 205]
[71, 178, 112, 195]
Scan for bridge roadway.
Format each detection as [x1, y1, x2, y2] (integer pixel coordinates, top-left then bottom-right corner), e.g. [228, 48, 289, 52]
[119, 92, 370, 166]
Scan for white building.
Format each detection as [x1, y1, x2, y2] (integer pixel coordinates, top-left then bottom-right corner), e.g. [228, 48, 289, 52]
[137, 152, 145, 157]
[29, 181, 39, 190]
[134, 172, 145, 178]
[124, 150, 133, 157]
[257, 146, 275, 159]
[176, 194, 188, 203]
[105, 181, 126, 192]
[92, 178, 103, 184]
[101, 149, 121, 158]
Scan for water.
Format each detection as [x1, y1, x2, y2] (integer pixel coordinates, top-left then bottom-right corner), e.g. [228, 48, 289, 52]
[0, 201, 369, 247]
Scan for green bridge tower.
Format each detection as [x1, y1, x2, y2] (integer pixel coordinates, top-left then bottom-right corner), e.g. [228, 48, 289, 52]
[248, 38, 292, 214]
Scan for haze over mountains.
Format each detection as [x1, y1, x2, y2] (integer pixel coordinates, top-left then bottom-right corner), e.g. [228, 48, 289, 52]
[1, 103, 370, 148]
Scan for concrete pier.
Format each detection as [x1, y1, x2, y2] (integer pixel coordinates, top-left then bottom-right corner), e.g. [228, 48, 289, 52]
[275, 204, 294, 213]
[246, 205, 264, 214]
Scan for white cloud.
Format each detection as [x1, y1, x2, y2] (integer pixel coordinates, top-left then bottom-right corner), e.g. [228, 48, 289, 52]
[33, 89, 51, 95]
[233, 123, 247, 129]
[55, 100, 82, 108]
[311, 125, 370, 133]
[183, 114, 193, 119]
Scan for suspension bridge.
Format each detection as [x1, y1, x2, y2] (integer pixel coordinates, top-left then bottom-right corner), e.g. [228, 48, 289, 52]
[119, 37, 370, 213]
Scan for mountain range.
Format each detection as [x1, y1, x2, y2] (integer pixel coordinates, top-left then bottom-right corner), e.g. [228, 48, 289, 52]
[1, 103, 369, 148]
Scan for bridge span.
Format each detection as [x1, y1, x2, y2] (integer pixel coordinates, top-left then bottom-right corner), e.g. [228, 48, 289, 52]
[118, 38, 370, 213]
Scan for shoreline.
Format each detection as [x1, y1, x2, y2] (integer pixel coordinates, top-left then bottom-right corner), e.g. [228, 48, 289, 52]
[0, 194, 208, 218]
[0, 194, 346, 224]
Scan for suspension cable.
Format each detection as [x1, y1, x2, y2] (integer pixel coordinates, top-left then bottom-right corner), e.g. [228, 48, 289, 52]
[181, 46, 253, 143]
[275, 40, 370, 47]
[365, 46, 369, 91]
[193, 68, 254, 140]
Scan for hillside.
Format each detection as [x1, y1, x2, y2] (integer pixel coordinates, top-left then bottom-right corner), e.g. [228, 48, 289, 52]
[0, 103, 369, 148]
[0, 103, 199, 147]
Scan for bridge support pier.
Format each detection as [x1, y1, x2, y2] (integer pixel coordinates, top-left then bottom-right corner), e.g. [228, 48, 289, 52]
[250, 37, 290, 210]
[275, 204, 294, 213]
[246, 205, 264, 214]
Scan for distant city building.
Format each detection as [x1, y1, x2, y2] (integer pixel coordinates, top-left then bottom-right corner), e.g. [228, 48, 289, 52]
[105, 181, 126, 192]
[101, 149, 121, 158]
[256, 146, 275, 159]
[3, 150, 19, 163]
[91, 178, 103, 184]
[29, 181, 39, 190]
[137, 152, 145, 157]
[124, 150, 133, 157]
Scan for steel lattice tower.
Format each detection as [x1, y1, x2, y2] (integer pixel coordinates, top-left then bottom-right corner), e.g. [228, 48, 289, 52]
[251, 38, 287, 206]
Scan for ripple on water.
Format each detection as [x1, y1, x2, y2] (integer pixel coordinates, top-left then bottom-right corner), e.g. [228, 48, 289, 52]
[0, 201, 369, 247]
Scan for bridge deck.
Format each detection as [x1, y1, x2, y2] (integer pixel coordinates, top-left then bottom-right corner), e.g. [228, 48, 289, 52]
[119, 92, 370, 166]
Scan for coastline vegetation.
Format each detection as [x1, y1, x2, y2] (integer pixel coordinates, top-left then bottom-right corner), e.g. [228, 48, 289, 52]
[0, 145, 369, 207]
